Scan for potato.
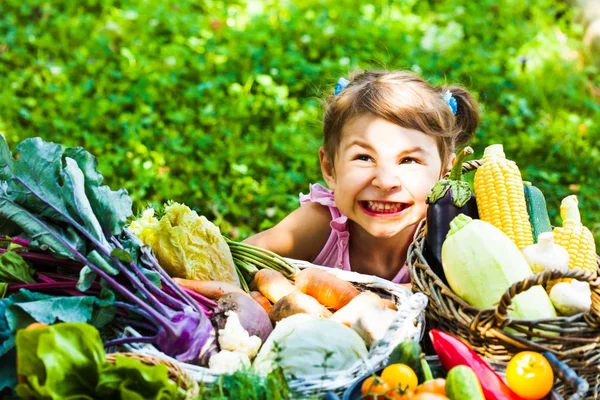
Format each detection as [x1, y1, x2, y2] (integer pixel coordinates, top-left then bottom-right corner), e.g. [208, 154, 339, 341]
[268, 292, 332, 324]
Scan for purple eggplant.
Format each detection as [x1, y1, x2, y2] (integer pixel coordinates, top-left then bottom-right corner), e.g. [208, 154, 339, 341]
[424, 146, 479, 285]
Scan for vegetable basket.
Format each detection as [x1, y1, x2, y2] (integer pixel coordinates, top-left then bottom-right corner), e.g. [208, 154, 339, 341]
[106, 352, 200, 400]
[117, 259, 428, 397]
[408, 160, 600, 398]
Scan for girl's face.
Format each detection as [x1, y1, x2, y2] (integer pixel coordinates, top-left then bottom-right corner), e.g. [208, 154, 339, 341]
[321, 114, 447, 240]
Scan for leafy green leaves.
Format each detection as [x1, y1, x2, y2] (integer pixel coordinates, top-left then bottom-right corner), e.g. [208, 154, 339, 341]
[0, 289, 116, 358]
[0, 290, 116, 392]
[0, 134, 13, 180]
[0, 251, 35, 298]
[200, 367, 293, 400]
[96, 355, 180, 400]
[63, 147, 133, 237]
[0, 135, 132, 258]
[14, 323, 182, 400]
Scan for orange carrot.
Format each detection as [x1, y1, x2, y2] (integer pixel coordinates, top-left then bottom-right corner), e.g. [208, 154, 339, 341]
[250, 291, 273, 314]
[252, 269, 298, 303]
[294, 268, 360, 310]
[173, 278, 246, 300]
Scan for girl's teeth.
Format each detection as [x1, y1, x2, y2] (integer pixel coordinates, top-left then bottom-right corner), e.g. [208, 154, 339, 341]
[366, 201, 403, 213]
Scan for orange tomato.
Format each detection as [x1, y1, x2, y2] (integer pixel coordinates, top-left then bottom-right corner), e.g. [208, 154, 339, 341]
[25, 322, 48, 331]
[415, 378, 446, 396]
[380, 363, 418, 393]
[506, 351, 554, 400]
[361, 375, 391, 398]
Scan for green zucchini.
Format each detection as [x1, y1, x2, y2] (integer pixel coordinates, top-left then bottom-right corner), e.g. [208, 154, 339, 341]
[386, 340, 421, 376]
[524, 182, 552, 243]
[445, 365, 485, 400]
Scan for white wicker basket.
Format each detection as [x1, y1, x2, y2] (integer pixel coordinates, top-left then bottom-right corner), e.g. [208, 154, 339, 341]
[116, 259, 428, 396]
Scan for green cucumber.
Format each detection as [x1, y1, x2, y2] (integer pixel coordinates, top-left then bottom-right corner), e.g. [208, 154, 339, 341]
[445, 365, 485, 400]
[524, 182, 552, 243]
[386, 340, 421, 377]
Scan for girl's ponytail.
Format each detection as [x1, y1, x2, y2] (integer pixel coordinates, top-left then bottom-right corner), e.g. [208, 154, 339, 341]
[442, 85, 480, 148]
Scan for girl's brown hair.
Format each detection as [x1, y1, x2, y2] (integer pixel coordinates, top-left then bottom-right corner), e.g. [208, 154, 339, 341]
[322, 70, 479, 170]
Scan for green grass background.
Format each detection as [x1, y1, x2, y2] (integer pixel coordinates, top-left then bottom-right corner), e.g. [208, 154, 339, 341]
[1, 0, 599, 242]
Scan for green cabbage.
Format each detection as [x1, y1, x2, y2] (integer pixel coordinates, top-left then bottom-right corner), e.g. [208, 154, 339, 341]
[253, 314, 368, 378]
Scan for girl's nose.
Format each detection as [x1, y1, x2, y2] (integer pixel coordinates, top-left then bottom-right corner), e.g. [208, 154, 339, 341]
[372, 166, 401, 191]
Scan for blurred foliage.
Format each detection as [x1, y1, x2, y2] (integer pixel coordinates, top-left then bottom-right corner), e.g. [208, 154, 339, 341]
[1, 0, 599, 242]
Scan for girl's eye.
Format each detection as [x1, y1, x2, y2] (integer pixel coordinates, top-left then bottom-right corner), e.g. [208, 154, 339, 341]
[355, 154, 371, 162]
[400, 157, 418, 164]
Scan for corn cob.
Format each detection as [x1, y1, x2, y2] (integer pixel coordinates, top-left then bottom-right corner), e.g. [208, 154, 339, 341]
[552, 195, 597, 274]
[474, 144, 533, 249]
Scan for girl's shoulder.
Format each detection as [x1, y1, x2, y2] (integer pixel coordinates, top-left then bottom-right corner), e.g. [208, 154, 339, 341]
[243, 200, 333, 261]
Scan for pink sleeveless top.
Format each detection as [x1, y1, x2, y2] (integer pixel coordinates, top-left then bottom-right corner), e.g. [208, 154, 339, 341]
[299, 183, 410, 284]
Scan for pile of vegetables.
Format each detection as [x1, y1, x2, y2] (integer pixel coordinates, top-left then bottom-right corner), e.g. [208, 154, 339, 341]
[178, 264, 400, 377]
[424, 143, 597, 320]
[359, 331, 585, 400]
[0, 135, 411, 395]
[0, 135, 220, 369]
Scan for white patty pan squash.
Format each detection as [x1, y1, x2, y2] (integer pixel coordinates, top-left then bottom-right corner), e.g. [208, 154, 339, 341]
[441, 214, 557, 320]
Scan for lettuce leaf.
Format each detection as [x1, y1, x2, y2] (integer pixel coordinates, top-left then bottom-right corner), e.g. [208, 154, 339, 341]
[97, 355, 180, 400]
[14, 323, 183, 399]
[15, 323, 105, 399]
[0, 251, 35, 285]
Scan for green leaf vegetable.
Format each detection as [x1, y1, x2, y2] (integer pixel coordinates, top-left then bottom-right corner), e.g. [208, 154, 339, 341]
[200, 366, 295, 400]
[0, 289, 116, 391]
[0, 251, 35, 298]
[0, 134, 217, 365]
[15, 322, 182, 399]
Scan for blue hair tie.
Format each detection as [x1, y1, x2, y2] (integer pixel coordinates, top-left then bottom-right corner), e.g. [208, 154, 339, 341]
[334, 78, 350, 96]
[443, 90, 458, 115]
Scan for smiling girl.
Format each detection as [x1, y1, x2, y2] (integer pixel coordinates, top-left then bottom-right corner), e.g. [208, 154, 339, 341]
[244, 70, 479, 285]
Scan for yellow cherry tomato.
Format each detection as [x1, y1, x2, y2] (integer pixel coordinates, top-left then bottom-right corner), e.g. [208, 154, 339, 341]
[506, 351, 554, 400]
[380, 363, 418, 393]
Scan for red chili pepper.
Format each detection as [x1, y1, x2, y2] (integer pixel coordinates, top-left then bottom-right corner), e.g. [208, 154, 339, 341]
[429, 329, 524, 400]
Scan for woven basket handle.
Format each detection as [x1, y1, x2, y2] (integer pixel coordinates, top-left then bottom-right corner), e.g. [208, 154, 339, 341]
[494, 268, 600, 325]
[367, 292, 428, 365]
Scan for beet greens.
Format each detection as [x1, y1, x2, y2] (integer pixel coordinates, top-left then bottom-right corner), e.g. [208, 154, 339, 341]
[0, 135, 217, 365]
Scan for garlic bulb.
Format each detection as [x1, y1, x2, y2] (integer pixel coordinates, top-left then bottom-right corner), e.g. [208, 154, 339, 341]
[549, 280, 592, 316]
[521, 232, 569, 274]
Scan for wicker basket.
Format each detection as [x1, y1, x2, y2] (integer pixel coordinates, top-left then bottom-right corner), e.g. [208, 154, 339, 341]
[117, 259, 428, 397]
[106, 352, 200, 400]
[408, 160, 600, 398]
